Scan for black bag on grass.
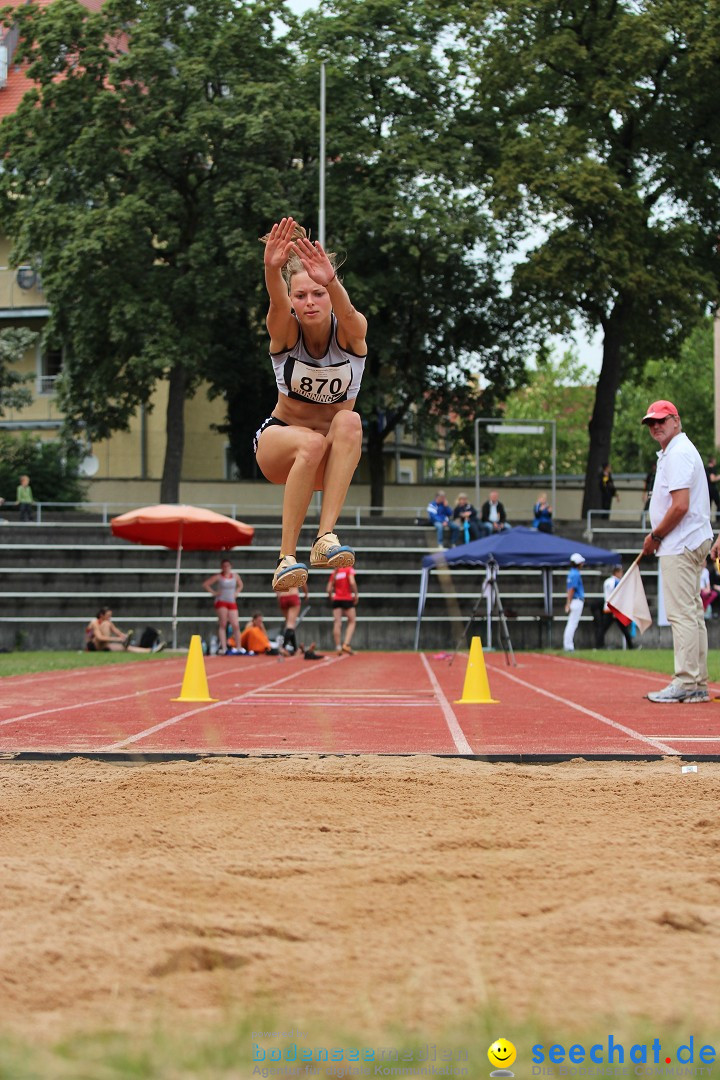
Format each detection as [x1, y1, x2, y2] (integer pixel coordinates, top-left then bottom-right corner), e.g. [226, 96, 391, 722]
[139, 626, 162, 649]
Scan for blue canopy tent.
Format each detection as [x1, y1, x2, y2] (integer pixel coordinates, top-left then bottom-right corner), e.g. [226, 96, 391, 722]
[414, 527, 621, 650]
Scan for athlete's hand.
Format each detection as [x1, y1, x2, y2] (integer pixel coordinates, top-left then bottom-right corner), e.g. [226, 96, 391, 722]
[291, 236, 336, 287]
[261, 218, 305, 270]
[711, 536, 720, 562]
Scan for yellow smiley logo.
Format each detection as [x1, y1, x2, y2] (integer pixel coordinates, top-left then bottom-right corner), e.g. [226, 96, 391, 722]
[488, 1039, 517, 1070]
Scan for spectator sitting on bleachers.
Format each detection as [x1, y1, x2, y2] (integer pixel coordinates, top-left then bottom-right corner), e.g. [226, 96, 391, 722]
[426, 491, 460, 548]
[532, 493, 553, 533]
[452, 493, 481, 542]
[480, 491, 511, 535]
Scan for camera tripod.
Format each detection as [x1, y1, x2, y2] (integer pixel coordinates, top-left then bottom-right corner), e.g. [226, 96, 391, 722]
[450, 556, 516, 667]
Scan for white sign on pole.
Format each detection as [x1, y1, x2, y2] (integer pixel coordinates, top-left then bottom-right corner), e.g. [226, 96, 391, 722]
[487, 424, 546, 435]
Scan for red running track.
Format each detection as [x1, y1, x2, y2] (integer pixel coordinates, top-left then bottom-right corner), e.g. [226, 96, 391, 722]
[1, 652, 719, 759]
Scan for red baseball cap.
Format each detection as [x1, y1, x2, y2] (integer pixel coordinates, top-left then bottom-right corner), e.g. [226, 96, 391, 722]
[641, 400, 678, 424]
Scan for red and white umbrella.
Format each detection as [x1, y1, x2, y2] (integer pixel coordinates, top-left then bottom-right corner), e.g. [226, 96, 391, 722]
[111, 504, 254, 648]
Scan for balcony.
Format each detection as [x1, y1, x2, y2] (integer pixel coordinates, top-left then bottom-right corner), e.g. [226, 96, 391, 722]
[36, 374, 60, 395]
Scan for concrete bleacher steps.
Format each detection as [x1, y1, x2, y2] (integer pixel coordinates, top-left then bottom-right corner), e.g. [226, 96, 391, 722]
[0, 518, 705, 652]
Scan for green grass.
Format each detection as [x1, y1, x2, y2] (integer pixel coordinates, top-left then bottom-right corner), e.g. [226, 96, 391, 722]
[0, 650, 173, 677]
[553, 647, 720, 682]
[0, 646, 706, 681]
[0, 1008, 716, 1079]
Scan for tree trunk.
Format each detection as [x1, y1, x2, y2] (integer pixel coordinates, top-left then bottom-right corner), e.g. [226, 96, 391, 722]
[367, 423, 385, 516]
[581, 304, 628, 517]
[160, 364, 187, 504]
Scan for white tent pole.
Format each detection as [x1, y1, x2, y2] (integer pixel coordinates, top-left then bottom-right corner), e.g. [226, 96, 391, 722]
[484, 566, 493, 649]
[414, 566, 430, 650]
[172, 524, 183, 651]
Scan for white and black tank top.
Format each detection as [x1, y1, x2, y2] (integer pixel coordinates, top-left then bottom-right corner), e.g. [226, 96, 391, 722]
[270, 314, 366, 405]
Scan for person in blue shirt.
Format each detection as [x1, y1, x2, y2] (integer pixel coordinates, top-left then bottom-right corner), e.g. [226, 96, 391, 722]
[426, 491, 460, 548]
[563, 552, 585, 651]
[532, 492, 553, 533]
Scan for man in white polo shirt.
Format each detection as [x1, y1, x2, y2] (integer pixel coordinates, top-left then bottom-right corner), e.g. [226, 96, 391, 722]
[641, 400, 713, 703]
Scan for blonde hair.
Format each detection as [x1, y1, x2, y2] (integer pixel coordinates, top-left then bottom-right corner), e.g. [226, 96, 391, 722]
[259, 222, 343, 291]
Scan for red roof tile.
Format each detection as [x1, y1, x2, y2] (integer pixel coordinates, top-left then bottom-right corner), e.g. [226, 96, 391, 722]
[0, 0, 104, 119]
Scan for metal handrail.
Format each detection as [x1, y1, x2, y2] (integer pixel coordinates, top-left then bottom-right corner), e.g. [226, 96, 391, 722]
[585, 508, 649, 541]
[11, 501, 435, 526]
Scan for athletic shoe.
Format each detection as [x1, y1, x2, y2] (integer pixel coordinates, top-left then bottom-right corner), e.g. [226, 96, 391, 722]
[681, 689, 711, 703]
[152, 640, 166, 653]
[341, 643, 354, 655]
[272, 555, 308, 592]
[309, 532, 355, 570]
[646, 683, 691, 703]
[123, 629, 134, 650]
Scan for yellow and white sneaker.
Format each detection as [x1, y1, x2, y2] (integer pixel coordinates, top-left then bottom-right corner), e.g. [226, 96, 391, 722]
[309, 532, 355, 569]
[272, 555, 308, 593]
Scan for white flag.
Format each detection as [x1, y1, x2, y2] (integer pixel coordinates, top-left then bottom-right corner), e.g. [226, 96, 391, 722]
[606, 563, 652, 635]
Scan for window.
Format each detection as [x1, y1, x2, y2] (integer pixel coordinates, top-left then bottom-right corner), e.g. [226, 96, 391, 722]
[37, 347, 63, 395]
[224, 445, 240, 481]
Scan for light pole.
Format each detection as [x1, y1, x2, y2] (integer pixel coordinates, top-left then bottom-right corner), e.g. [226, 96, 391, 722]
[318, 61, 326, 246]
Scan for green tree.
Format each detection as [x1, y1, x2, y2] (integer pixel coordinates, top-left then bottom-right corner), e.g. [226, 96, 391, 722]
[455, 0, 720, 515]
[476, 349, 595, 477]
[0, 328, 35, 415]
[612, 319, 715, 472]
[0, 0, 300, 501]
[0, 432, 86, 505]
[287, 0, 524, 510]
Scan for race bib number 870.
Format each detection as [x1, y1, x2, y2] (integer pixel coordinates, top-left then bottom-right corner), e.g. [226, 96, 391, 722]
[287, 358, 352, 404]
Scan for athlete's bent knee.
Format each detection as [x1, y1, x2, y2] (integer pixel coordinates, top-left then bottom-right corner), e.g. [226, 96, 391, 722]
[330, 410, 362, 443]
[297, 430, 328, 469]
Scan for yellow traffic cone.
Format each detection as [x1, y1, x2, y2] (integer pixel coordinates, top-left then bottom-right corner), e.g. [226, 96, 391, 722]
[171, 635, 218, 702]
[454, 636, 499, 704]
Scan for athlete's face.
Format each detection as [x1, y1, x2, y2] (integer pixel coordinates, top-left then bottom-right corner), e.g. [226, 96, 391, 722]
[290, 272, 332, 324]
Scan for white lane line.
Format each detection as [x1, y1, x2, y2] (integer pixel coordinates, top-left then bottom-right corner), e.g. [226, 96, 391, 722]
[0, 682, 184, 727]
[0, 657, 327, 729]
[491, 666, 679, 755]
[646, 736, 720, 742]
[252, 689, 436, 697]
[101, 655, 345, 750]
[420, 653, 474, 755]
[538, 653, 720, 693]
[229, 699, 436, 708]
[99, 700, 228, 750]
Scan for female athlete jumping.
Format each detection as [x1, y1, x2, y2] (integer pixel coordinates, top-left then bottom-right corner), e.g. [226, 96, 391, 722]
[255, 217, 368, 592]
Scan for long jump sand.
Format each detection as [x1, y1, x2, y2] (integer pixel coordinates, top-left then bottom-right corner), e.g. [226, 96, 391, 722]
[2, 754, 720, 1044]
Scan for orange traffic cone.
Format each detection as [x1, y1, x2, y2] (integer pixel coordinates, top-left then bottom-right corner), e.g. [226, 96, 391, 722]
[171, 635, 218, 702]
[454, 636, 499, 704]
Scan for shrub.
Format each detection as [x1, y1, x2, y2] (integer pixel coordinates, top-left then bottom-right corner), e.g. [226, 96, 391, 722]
[0, 432, 88, 505]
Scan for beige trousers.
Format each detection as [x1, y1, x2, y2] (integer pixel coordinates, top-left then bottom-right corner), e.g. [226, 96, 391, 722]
[660, 539, 712, 690]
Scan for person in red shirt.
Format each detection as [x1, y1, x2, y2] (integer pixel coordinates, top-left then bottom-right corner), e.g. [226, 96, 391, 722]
[327, 567, 359, 655]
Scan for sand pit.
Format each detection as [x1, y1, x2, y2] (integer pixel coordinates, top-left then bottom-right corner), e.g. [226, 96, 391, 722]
[2, 754, 720, 1045]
